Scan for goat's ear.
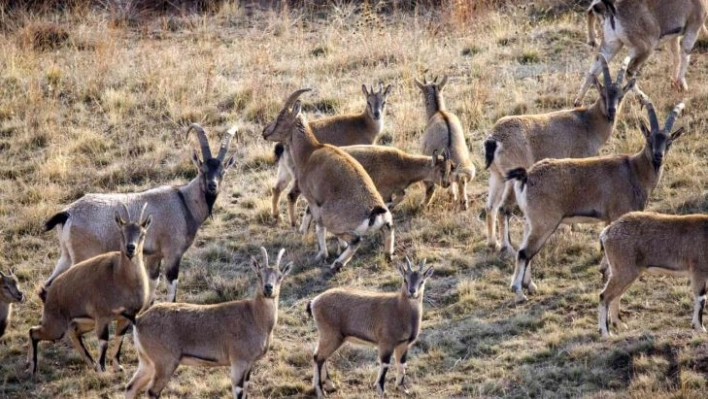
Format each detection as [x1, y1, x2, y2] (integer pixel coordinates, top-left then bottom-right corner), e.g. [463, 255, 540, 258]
[223, 155, 236, 171]
[291, 101, 302, 117]
[623, 78, 636, 93]
[592, 75, 603, 93]
[414, 78, 425, 90]
[141, 215, 153, 231]
[670, 127, 685, 143]
[639, 121, 651, 140]
[280, 261, 294, 278]
[191, 150, 202, 168]
[383, 84, 392, 97]
[250, 257, 261, 274]
[423, 266, 434, 279]
[115, 211, 126, 227]
[438, 75, 448, 90]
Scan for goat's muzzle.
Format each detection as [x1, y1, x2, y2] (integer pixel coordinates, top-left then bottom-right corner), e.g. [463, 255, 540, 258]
[263, 284, 274, 297]
[126, 244, 137, 259]
[207, 181, 218, 194]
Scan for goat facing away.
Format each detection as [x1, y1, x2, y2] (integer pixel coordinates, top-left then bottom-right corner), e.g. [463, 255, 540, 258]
[263, 89, 394, 272]
[298, 146, 454, 234]
[416, 75, 476, 210]
[307, 257, 433, 398]
[576, 0, 707, 105]
[28, 204, 152, 377]
[42, 123, 235, 303]
[0, 269, 24, 339]
[506, 98, 685, 302]
[124, 247, 292, 399]
[272, 83, 392, 226]
[598, 211, 708, 337]
[485, 56, 635, 254]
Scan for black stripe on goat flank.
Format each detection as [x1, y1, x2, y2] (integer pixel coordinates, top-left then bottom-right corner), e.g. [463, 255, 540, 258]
[344, 331, 376, 344]
[175, 187, 199, 240]
[564, 209, 604, 220]
[661, 26, 684, 38]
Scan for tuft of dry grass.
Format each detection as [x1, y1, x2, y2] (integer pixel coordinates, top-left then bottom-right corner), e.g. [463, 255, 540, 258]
[2, 1, 708, 399]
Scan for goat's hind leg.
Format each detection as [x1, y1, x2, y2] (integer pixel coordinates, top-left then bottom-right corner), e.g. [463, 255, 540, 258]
[331, 234, 361, 272]
[27, 317, 68, 377]
[230, 360, 249, 399]
[511, 219, 559, 302]
[109, 317, 133, 372]
[68, 319, 95, 369]
[690, 271, 707, 332]
[598, 257, 639, 337]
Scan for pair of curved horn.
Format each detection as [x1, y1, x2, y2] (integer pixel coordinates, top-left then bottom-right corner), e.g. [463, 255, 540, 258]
[404, 257, 427, 272]
[119, 202, 149, 224]
[258, 247, 287, 270]
[664, 103, 685, 132]
[187, 123, 235, 161]
[415, 75, 448, 87]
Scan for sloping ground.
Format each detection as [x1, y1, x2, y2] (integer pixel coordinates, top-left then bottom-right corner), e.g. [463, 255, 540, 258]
[1, 3, 708, 398]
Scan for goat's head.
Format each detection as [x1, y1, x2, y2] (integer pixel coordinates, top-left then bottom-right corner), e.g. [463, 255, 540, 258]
[415, 75, 447, 114]
[431, 148, 454, 189]
[593, 56, 636, 121]
[638, 97, 685, 169]
[397, 257, 434, 300]
[115, 203, 152, 260]
[262, 89, 312, 143]
[362, 82, 392, 121]
[251, 247, 293, 299]
[0, 268, 23, 303]
[188, 124, 236, 206]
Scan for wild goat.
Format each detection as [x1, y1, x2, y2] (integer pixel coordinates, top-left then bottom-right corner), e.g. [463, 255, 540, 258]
[42, 123, 235, 303]
[272, 83, 392, 226]
[0, 269, 24, 339]
[598, 211, 708, 337]
[416, 75, 476, 210]
[28, 204, 152, 377]
[506, 98, 685, 302]
[307, 257, 433, 398]
[298, 146, 454, 234]
[124, 247, 292, 399]
[575, 0, 707, 105]
[263, 89, 394, 271]
[484, 56, 636, 253]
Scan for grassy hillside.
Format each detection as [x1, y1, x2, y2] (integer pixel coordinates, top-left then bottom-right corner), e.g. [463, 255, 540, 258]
[2, 2, 708, 398]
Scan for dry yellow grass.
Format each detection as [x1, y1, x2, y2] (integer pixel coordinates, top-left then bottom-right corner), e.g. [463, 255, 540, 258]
[2, 2, 708, 398]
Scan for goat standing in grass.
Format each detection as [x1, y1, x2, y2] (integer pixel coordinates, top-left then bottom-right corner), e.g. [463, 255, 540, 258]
[28, 204, 152, 377]
[598, 211, 708, 336]
[506, 97, 685, 302]
[576, 0, 707, 105]
[0, 269, 24, 339]
[124, 247, 292, 399]
[272, 83, 392, 227]
[416, 75, 475, 210]
[43, 124, 235, 303]
[484, 56, 635, 254]
[263, 89, 394, 271]
[307, 257, 433, 398]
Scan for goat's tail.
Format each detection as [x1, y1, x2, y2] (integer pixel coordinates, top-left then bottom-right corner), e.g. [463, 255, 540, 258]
[368, 206, 389, 227]
[45, 211, 69, 232]
[506, 168, 527, 183]
[305, 301, 313, 318]
[274, 143, 285, 162]
[483, 139, 497, 170]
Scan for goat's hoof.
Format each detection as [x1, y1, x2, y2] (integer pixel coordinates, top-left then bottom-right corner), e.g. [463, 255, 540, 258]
[587, 40, 597, 48]
[396, 383, 410, 394]
[671, 79, 688, 92]
[525, 282, 538, 295]
[487, 242, 500, 252]
[375, 384, 385, 398]
[112, 364, 125, 373]
[331, 262, 343, 273]
[573, 99, 581, 107]
[692, 323, 706, 333]
[511, 287, 527, 303]
[599, 329, 612, 338]
[385, 253, 393, 263]
[323, 380, 336, 392]
[94, 364, 106, 373]
[499, 246, 515, 259]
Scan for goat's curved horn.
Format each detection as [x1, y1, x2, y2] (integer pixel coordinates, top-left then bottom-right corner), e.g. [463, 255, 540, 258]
[664, 102, 685, 132]
[640, 95, 660, 132]
[419, 259, 427, 272]
[217, 126, 237, 161]
[599, 55, 611, 88]
[138, 202, 149, 223]
[405, 256, 413, 272]
[616, 56, 630, 85]
[187, 123, 212, 160]
[284, 89, 312, 110]
[259, 247, 269, 266]
[378, 81, 383, 93]
[275, 248, 286, 269]
[0, 270, 7, 279]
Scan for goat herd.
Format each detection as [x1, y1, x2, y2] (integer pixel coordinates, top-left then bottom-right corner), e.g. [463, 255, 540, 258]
[1, 1, 707, 398]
